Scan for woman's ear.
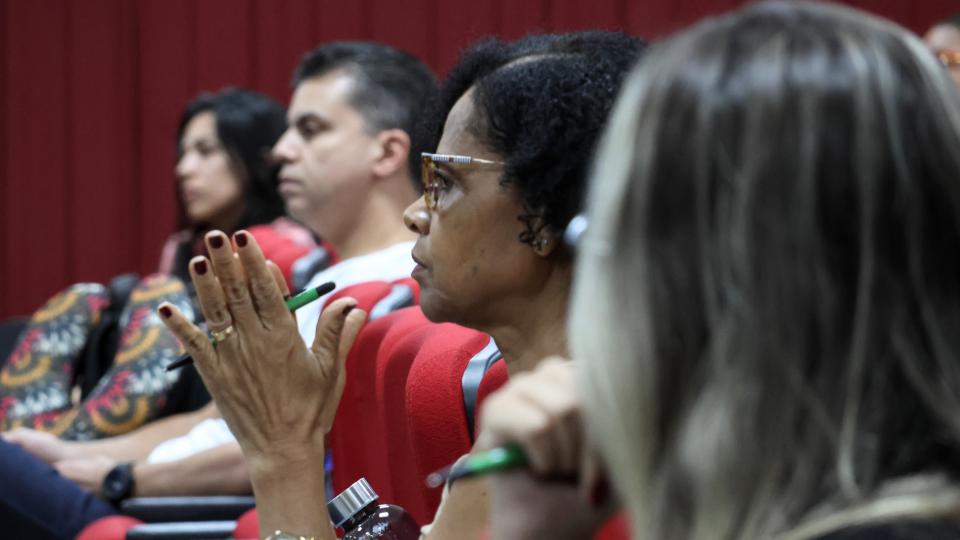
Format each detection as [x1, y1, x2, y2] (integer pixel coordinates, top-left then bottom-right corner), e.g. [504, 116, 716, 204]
[531, 222, 560, 257]
[371, 129, 411, 179]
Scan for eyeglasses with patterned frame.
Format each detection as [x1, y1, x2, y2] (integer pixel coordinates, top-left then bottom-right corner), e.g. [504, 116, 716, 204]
[420, 152, 505, 211]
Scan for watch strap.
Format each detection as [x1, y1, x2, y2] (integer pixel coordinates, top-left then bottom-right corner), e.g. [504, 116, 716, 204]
[102, 461, 136, 504]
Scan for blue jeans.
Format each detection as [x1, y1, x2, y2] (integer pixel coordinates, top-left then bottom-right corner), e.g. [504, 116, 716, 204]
[0, 438, 116, 539]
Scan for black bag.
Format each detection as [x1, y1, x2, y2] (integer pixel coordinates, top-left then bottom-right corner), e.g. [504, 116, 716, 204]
[74, 273, 141, 399]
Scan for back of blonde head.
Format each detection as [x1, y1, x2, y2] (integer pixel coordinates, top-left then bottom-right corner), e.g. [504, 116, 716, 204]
[572, 2, 960, 539]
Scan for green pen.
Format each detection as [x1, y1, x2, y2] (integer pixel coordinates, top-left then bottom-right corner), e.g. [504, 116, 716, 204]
[425, 444, 528, 488]
[165, 281, 336, 371]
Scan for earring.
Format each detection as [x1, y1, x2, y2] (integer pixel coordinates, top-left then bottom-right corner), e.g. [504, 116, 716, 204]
[533, 236, 548, 252]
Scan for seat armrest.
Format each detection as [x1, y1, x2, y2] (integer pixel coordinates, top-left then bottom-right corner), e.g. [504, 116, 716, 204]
[125, 520, 237, 540]
[120, 496, 255, 522]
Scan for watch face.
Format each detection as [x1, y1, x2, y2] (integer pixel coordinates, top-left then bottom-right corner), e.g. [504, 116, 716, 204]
[102, 463, 134, 503]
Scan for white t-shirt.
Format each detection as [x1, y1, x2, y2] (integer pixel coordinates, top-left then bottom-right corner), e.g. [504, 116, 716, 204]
[147, 241, 417, 464]
[295, 241, 416, 347]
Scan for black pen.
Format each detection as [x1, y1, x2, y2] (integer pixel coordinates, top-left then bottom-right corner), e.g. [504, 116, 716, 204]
[165, 281, 336, 371]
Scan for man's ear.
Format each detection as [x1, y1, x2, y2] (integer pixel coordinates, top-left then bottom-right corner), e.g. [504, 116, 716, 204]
[371, 128, 411, 179]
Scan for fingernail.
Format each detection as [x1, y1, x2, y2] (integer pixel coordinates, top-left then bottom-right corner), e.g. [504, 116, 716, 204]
[235, 231, 248, 247]
[159, 305, 172, 318]
[209, 235, 224, 249]
[194, 259, 208, 275]
[342, 304, 356, 316]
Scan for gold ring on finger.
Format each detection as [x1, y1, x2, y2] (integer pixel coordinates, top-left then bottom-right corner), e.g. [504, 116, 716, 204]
[210, 325, 236, 344]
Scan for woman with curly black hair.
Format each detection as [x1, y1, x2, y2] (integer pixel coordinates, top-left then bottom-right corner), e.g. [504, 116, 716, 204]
[158, 31, 645, 539]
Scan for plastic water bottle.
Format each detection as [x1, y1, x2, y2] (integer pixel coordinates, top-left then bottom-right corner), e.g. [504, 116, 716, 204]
[328, 478, 421, 539]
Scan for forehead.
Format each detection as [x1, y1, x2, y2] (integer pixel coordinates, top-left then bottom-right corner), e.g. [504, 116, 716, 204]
[288, 70, 358, 120]
[436, 89, 492, 158]
[925, 25, 960, 50]
[182, 111, 217, 142]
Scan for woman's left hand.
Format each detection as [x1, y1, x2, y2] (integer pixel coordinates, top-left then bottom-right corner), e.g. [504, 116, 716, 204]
[158, 230, 367, 464]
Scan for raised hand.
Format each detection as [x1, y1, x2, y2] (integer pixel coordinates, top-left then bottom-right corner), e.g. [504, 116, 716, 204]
[157, 230, 366, 464]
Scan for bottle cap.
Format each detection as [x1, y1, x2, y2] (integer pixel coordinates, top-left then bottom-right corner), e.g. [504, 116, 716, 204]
[327, 477, 379, 528]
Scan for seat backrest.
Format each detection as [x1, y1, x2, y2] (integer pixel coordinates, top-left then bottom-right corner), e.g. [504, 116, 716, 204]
[327, 286, 511, 526]
[394, 324, 491, 523]
[328, 305, 431, 497]
[328, 303, 498, 525]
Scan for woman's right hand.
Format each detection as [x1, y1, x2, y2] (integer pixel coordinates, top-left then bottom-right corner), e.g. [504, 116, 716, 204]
[158, 230, 366, 465]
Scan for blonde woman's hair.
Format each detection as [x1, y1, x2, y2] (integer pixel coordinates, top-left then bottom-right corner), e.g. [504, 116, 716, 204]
[572, 2, 960, 539]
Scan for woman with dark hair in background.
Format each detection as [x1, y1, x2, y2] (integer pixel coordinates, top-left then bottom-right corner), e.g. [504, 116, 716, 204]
[159, 32, 644, 539]
[0, 88, 315, 439]
[160, 88, 317, 286]
[479, 2, 960, 539]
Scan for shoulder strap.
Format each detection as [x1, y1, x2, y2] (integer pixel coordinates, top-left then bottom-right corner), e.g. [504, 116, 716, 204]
[461, 336, 502, 442]
[369, 283, 416, 320]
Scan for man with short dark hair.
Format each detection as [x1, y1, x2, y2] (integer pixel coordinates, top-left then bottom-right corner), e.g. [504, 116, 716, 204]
[0, 41, 436, 539]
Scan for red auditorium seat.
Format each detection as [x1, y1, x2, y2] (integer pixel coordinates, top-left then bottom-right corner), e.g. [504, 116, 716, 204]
[330, 307, 434, 498]
[76, 515, 143, 540]
[394, 324, 491, 523]
[233, 507, 258, 540]
[318, 278, 421, 494]
[324, 277, 419, 317]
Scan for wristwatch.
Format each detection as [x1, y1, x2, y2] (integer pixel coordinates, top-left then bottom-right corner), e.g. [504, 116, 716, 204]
[101, 462, 136, 505]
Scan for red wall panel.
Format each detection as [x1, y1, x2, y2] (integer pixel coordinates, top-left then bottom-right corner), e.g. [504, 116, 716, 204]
[498, 0, 550, 40]
[0, 0, 956, 317]
[253, 0, 316, 102]
[315, 0, 371, 43]
[0, 0, 7, 316]
[370, 0, 435, 68]
[4, 0, 70, 317]
[435, 0, 500, 75]
[137, 0, 194, 274]
[68, 0, 139, 282]
[196, 0, 254, 89]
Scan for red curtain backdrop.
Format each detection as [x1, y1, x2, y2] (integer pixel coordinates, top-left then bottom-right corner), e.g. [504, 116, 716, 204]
[0, 0, 956, 317]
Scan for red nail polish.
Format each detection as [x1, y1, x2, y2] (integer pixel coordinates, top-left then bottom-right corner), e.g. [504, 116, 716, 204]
[235, 231, 248, 247]
[159, 306, 172, 318]
[209, 235, 224, 249]
[194, 259, 207, 275]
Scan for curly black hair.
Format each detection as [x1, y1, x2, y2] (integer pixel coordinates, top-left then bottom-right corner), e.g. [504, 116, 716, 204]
[431, 32, 647, 248]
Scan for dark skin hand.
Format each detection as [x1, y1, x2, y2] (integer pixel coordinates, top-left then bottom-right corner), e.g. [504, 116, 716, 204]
[158, 230, 366, 538]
